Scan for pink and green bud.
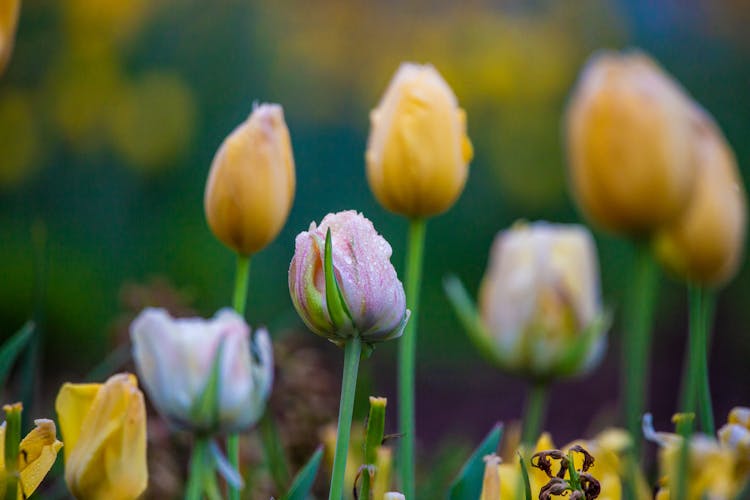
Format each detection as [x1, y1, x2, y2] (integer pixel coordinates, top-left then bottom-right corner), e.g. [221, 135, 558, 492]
[288, 210, 409, 345]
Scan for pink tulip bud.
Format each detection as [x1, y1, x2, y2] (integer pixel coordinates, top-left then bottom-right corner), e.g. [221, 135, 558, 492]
[289, 210, 409, 344]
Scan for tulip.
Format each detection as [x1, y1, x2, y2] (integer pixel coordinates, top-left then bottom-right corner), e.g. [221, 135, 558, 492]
[0, 404, 63, 500]
[0, 0, 21, 76]
[476, 222, 605, 379]
[366, 63, 473, 219]
[289, 210, 409, 345]
[644, 410, 750, 500]
[130, 308, 273, 434]
[654, 110, 747, 287]
[481, 430, 648, 500]
[55, 373, 147, 500]
[204, 103, 296, 255]
[565, 50, 697, 236]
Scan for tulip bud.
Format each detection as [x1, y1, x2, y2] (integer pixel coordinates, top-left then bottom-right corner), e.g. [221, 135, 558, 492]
[0, 0, 21, 76]
[565, 51, 697, 236]
[654, 111, 747, 287]
[55, 373, 148, 500]
[204, 103, 295, 255]
[477, 222, 606, 379]
[289, 210, 409, 345]
[366, 63, 473, 219]
[129, 308, 273, 434]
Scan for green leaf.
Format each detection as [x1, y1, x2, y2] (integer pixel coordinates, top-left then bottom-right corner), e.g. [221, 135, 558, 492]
[281, 446, 324, 500]
[324, 228, 353, 331]
[557, 311, 611, 377]
[447, 423, 503, 500]
[190, 339, 224, 429]
[518, 453, 532, 500]
[443, 276, 498, 363]
[0, 322, 34, 388]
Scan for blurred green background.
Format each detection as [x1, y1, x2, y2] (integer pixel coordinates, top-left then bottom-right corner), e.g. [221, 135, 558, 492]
[2, 0, 750, 451]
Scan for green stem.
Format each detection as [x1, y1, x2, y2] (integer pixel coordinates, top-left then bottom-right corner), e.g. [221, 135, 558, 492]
[397, 218, 426, 499]
[697, 289, 716, 435]
[622, 243, 659, 458]
[521, 383, 548, 448]
[233, 255, 251, 314]
[186, 438, 210, 500]
[329, 336, 362, 500]
[682, 286, 703, 425]
[228, 254, 251, 500]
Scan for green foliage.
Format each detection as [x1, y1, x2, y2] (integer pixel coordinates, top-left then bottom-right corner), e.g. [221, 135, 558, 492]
[447, 423, 503, 500]
[0, 322, 34, 390]
[281, 446, 323, 500]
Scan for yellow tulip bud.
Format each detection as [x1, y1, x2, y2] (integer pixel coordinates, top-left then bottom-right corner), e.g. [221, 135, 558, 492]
[204, 103, 296, 255]
[0, 0, 21, 76]
[654, 111, 747, 287]
[565, 51, 697, 236]
[366, 63, 473, 219]
[55, 373, 148, 500]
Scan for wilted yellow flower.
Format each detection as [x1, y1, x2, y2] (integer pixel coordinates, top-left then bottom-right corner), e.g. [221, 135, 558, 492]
[56, 373, 147, 500]
[481, 430, 646, 500]
[565, 50, 697, 236]
[645, 410, 750, 499]
[0, 0, 21, 76]
[366, 63, 473, 218]
[0, 404, 63, 500]
[654, 111, 747, 287]
[205, 103, 296, 255]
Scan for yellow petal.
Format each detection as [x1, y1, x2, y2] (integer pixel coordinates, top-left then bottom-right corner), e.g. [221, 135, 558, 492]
[57, 373, 147, 500]
[55, 381, 100, 463]
[18, 419, 63, 498]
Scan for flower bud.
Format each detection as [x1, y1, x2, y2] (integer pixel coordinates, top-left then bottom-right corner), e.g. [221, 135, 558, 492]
[654, 111, 747, 287]
[55, 373, 148, 500]
[0, 0, 21, 76]
[204, 103, 295, 255]
[289, 210, 409, 345]
[366, 63, 473, 219]
[129, 308, 273, 433]
[477, 222, 606, 379]
[565, 51, 697, 236]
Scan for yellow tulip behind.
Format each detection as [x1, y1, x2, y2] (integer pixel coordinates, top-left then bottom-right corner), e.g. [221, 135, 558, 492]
[56, 373, 148, 500]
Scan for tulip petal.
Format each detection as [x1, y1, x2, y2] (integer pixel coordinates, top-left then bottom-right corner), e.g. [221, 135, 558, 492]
[55, 382, 100, 462]
[58, 373, 147, 500]
[18, 419, 63, 498]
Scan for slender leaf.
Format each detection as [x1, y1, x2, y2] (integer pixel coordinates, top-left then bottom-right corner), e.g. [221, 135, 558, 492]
[443, 276, 498, 362]
[281, 446, 324, 500]
[0, 322, 34, 387]
[518, 453, 532, 500]
[447, 423, 503, 500]
[324, 228, 352, 330]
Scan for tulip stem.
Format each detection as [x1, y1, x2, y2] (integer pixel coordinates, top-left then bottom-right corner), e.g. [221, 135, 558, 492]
[622, 243, 659, 458]
[682, 285, 715, 434]
[228, 254, 251, 500]
[186, 437, 210, 500]
[232, 254, 251, 314]
[398, 218, 426, 499]
[697, 287, 716, 435]
[521, 382, 548, 448]
[329, 335, 362, 500]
